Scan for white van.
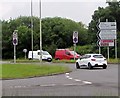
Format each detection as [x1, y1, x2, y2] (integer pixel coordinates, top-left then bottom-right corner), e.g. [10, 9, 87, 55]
[28, 50, 52, 62]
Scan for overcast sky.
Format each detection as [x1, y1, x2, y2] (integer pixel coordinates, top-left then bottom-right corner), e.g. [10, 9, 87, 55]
[0, 0, 108, 26]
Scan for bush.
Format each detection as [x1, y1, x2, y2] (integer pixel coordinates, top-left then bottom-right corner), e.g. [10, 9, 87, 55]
[69, 45, 96, 55]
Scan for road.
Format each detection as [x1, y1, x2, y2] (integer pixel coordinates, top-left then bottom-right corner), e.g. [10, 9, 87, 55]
[2, 63, 118, 96]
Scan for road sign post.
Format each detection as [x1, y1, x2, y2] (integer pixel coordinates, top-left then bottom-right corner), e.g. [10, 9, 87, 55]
[73, 31, 78, 60]
[97, 19, 117, 60]
[13, 30, 18, 64]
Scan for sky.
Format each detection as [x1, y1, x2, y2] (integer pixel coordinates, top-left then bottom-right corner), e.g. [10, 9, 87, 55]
[0, 0, 108, 26]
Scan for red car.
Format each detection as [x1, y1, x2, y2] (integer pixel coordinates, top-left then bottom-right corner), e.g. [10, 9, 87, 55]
[55, 49, 80, 60]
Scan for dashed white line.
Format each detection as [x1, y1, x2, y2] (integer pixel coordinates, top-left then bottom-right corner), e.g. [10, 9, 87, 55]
[74, 79, 81, 82]
[68, 77, 73, 80]
[66, 76, 70, 78]
[40, 84, 56, 87]
[65, 73, 69, 75]
[82, 81, 92, 84]
[65, 73, 92, 85]
[9, 73, 92, 89]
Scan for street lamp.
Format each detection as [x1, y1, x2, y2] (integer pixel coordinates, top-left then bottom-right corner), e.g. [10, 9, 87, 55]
[31, 0, 33, 60]
[39, 0, 42, 62]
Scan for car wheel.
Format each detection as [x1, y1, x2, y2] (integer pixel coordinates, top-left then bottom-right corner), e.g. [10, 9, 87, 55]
[76, 62, 80, 69]
[103, 64, 107, 69]
[88, 63, 92, 69]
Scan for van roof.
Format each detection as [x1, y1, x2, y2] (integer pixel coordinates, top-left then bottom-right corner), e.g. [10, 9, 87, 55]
[56, 49, 69, 50]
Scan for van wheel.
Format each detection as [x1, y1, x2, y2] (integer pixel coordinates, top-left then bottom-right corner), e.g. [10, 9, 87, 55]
[88, 63, 92, 69]
[76, 62, 80, 69]
[56, 58, 60, 60]
[47, 58, 52, 62]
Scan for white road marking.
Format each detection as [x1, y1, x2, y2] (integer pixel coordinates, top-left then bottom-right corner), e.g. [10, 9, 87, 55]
[65, 73, 92, 85]
[66, 76, 70, 78]
[63, 84, 76, 86]
[65, 73, 69, 75]
[74, 79, 81, 82]
[82, 81, 92, 84]
[68, 77, 73, 80]
[40, 84, 56, 87]
[9, 73, 92, 89]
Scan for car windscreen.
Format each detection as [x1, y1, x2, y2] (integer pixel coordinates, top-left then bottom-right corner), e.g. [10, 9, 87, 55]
[93, 55, 104, 58]
[85, 55, 91, 58]
[81, 55, 91, 59]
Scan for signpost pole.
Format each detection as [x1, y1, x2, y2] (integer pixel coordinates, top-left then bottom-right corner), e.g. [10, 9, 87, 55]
[74, 44, 76, 60]
[13, 30, 18, 64]
[98, 19, 101, 54]
[73, 31, 78, 60]
[115, 39, 117, 59]
[107, 46, 109, 61]
[115, 20, 117, 60]
[99, 47, 101, 54]
[106, 19, 110, 61]
[14, 45, 16, 63]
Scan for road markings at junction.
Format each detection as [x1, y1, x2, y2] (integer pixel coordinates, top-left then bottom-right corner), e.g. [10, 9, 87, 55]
[40, 84, 56, 87]
[9, 72, 92, 89]
[82, 81, 92, 84]
[74, 79, 81, 82]
[65, 73, 92, 85]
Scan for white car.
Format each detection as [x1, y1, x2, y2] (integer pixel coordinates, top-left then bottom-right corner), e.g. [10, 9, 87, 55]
[76, 54, 107, 69]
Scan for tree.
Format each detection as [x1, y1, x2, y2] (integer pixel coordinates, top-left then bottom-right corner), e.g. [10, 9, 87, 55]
[2, 16, 88, 59]
[88, 1, 120, 58]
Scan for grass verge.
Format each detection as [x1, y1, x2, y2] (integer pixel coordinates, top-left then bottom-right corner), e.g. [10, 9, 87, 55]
[3, 58, 119, 64]
[0, 64, 71, 79]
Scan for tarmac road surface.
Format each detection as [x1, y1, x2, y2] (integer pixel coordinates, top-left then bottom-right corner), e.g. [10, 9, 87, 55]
[2, 63, 118, 96]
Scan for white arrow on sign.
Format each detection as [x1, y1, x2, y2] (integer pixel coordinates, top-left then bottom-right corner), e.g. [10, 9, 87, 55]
[99, 30, 116, 39]
[99, 22, 116, 30]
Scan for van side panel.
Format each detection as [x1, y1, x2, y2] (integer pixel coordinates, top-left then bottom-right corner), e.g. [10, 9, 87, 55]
[64, 50, 73, 60]
[55, 50, 63, 60]
[55, 49, 73, 60]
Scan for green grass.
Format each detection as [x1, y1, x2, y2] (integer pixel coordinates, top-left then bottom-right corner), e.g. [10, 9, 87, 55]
[9, 59, 75, 63]
[0, 64, 71, 79]
[52, 59, 76, 63]
[107, 58, 119, 64]
[3, 58, 119, 64]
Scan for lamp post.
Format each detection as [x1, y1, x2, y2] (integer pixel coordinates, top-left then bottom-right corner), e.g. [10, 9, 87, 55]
[39, 0, 42, 62]
[31, 0, 33, 60]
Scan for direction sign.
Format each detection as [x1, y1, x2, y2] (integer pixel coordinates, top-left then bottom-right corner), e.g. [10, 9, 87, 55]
[99, 39, 114, 47]
[99, 22, 116, 30]
[99, 30, 116, 39]
[73, 31, 78, 44]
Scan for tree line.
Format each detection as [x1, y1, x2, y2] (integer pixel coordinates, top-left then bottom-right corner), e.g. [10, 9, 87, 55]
[2, 1, 120, 59]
